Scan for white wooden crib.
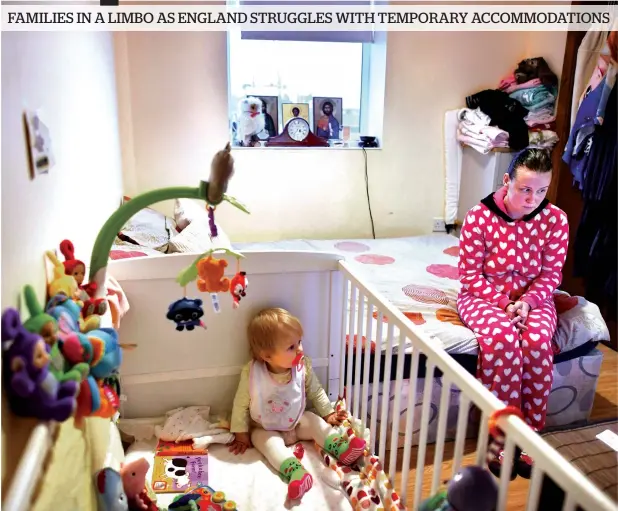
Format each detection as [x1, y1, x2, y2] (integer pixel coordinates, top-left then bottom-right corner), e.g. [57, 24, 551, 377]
[4, 249, 615, 511]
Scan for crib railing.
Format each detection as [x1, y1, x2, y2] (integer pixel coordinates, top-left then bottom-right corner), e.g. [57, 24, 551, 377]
[334, 260, 615, 511]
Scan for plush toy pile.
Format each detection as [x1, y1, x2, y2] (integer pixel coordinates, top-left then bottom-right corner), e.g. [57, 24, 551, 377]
[1, 240, 122, 426]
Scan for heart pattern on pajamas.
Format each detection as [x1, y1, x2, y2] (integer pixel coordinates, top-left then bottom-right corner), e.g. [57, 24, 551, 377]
[457, 195, 569, 431]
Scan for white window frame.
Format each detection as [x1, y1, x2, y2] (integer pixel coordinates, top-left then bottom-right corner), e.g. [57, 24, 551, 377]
[225, 32, 386, 146]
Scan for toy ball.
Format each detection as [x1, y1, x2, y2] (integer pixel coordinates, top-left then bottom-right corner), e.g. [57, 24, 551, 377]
[447, 466, 498, 511]
[166, 298, 205, 331]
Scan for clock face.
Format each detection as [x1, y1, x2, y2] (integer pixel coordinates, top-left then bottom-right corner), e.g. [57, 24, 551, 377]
[287, 118, 310, 142]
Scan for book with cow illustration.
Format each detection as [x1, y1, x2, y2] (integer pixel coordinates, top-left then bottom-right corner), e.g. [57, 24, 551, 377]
[151, 454, 208, 493]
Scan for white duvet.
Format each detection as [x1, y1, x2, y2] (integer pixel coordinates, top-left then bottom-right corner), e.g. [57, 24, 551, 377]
[234, 234, 609, 356]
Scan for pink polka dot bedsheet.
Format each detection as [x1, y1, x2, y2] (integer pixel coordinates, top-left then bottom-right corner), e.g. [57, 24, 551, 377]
[233, 234, 609, 357]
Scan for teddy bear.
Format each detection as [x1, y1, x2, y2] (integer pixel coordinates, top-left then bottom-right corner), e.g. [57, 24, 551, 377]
[196, 255, 230, 293]
[1, 307, 78, 422]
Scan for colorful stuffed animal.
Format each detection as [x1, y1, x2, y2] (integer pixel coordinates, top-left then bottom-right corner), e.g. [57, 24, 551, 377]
[119, 457, 158, 511]
[46, 250, 81, 304]
[94, 467, 129, 511]
[196, 255, 230, 293]
[59, 239, 108, 318]
[22, 285, 89, 384]
[23, 284, 58, 347]
[230, 271, 248, 308]
[1, 308, 78, 422]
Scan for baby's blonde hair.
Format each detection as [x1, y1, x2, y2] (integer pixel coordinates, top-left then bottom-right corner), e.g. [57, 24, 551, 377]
[248, 307, 303, 360]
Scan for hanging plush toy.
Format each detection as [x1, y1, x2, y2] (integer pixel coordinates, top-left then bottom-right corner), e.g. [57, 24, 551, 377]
[166, 298, 206, 331]
[196, 254, 231, 313]
[230, 257, 249, 309]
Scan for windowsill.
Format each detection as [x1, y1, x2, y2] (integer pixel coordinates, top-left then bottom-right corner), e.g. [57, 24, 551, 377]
[231, 145, 382, 151]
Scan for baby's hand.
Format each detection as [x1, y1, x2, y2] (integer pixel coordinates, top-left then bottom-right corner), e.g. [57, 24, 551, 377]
[229, 432, 252, 455]
[324, 409, 348, 426]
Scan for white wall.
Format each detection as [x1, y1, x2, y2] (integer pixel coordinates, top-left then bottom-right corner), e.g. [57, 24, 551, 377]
[116, 31, 566, 242]
[1, 31, 124, 487]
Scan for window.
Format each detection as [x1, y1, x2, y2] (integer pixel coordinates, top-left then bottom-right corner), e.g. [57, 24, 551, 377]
[227, 29, 383, 146]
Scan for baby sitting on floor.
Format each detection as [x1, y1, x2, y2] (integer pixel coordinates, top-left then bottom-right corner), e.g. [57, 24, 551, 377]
[229, 307, 367, 501]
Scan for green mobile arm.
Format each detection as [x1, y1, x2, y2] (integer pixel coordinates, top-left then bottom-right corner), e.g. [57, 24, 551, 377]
[87, 180, 249, 297]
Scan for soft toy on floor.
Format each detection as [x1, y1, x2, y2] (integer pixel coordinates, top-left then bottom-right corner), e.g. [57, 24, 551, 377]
[1, 308, 78, 422]
[94, 467, 129, 511]
[119, 457, 160, 511]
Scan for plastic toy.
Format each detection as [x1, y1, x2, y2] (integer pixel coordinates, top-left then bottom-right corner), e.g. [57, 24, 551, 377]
[166, 298, 206, 331]
[1, 308, 78, 422]
[168, 485, 237, 511]
[94, 467, 129, 511]
[419, 465, 498, 511]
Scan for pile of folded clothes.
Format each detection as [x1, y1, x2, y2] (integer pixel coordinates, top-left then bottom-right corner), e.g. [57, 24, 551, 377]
[456, 107, 510, 154]
[499, 57, 559, 149]
[459, 57, 560, 154]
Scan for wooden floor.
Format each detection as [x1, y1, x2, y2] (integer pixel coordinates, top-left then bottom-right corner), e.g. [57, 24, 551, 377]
[390, 344, 618, 510]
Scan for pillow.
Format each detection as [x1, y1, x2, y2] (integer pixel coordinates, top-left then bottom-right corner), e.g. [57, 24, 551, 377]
[167, 212, 232, 254]
[118, 207, 177, 252]
[174, 198, 207, 232]
[168, 198, 232, 253]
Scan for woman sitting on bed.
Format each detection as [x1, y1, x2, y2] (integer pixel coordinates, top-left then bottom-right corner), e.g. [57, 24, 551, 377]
[457, 147, 569, 479]
[228, 307, 367, 501]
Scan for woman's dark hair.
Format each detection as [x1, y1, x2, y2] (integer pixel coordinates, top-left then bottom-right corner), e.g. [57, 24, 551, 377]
[507, 147, 552, 178]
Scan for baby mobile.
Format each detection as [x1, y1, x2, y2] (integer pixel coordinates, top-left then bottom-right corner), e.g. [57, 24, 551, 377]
[83, 142, 251, 333]
[168, 245, 249, 331]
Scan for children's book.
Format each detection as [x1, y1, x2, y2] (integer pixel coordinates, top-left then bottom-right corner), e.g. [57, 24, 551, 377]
[151, 454, 208, 493]
[155, 439, 208, 456]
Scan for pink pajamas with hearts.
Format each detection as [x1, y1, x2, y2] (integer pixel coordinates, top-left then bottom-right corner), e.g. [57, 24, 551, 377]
[457, 188, 569, 431]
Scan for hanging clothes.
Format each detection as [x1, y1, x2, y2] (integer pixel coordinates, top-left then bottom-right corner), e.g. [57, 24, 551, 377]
[563, 28, 617, 324]
[570, 84, 617, 322]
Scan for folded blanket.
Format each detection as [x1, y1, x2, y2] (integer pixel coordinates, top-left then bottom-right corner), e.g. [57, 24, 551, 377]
[510, 85, 557, 111]
[499, 73, 542, 94]
[457, 107, 491, 127]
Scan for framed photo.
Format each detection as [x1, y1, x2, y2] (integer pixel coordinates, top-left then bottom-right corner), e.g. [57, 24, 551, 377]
[313, 97, 342, 140]
[282, 103, 309, 127]
[253, 95, 279, 139]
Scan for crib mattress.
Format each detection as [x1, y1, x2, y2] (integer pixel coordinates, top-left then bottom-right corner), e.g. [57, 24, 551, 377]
[233, 234, 610, 356]
[125, 438, 351, 511]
